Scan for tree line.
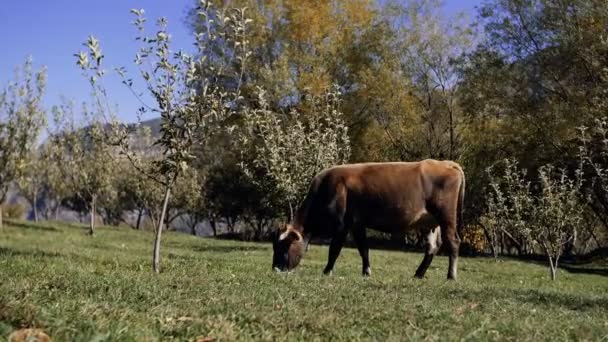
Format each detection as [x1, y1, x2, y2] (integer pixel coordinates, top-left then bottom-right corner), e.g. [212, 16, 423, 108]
[1, 0, 607, 278]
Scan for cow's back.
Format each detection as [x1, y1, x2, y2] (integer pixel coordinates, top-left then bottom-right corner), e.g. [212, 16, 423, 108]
[298, 160, 462, 234]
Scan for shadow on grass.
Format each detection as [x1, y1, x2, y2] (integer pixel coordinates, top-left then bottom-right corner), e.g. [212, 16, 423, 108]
[561, 265, 608, 277]
[510, 288, 608, 311]
[5, 220, 59, 232]
[191, 245, 267, 253]
[0, 246, 63, 259]
[455, 286, 608, 312]
[493, 254, 608, 278]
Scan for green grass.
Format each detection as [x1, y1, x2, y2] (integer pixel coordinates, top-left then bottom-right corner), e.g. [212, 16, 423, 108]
[1, 221, 608, 341]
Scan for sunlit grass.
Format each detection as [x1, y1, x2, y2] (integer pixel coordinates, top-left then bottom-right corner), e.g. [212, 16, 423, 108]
[1, 221, 607, 341]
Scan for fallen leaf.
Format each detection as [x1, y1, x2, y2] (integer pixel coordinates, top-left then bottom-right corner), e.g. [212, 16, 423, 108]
[9, 328, 52, 342]
[194, 337, 214, 342]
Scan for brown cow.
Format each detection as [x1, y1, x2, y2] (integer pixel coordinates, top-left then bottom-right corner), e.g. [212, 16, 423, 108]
[272, 159, 465, 280]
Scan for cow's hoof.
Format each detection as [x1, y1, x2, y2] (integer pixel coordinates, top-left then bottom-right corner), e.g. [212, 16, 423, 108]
[414, 273, 426, 279]
[323, 269, 333, 276]
[362, 267, 371, 277]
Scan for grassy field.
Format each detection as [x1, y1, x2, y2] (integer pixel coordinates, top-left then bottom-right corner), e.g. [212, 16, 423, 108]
[1, 221, 607, 341]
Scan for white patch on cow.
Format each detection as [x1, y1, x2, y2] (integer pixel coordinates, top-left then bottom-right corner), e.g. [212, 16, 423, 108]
[410, 208, 429, 226]
[279, 228, 302, 241]
[427, 226, 441, 254]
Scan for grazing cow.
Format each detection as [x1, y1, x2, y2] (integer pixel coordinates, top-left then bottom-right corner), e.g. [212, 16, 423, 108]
[272, 159, 465, 280]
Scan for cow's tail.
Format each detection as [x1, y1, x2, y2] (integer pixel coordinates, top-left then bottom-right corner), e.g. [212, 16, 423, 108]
[456, 165, 465, 237]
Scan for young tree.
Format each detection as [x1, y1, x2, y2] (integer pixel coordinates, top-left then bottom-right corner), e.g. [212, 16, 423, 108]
[42, 105, 78, 221]
[0, 57, 47, 228]
[485, 160, 535, 256]
[241, 86, 351, 220]
[17, 148, 46, 222]
[533, 165, 585, 280]
[51, 100, 116, 235]
[76, 0, 251, 272]
[485, 159, 586, 280]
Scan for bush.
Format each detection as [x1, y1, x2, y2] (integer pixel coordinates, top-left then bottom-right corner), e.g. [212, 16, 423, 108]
[2, 203, 26, 220]
[461, 225, 487, 256]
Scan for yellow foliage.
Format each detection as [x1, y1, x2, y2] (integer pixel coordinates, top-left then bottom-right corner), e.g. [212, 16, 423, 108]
[284, 0, 334, 44]
[462, 225, 487, 254]
[1, 203, 26, 220]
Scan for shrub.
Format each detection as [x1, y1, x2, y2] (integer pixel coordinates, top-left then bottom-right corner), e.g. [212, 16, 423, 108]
[2, 203, 26, 220]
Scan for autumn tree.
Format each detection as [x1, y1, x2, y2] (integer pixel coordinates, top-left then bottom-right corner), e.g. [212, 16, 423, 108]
[386, 0, 473, 160]
[0, 57, 47, 228]
[188, 0, 406, 163]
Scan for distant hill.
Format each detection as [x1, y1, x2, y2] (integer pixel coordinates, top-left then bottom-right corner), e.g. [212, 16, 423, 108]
[132, 117, 162, 137]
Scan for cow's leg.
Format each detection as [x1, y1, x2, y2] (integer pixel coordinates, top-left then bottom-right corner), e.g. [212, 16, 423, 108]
[323, 183, 348, 276]
[441, 222, 461, 280]
[415, 226, 442, 279]
[323, 228, 347, 275]
[351, 226, 371, 276]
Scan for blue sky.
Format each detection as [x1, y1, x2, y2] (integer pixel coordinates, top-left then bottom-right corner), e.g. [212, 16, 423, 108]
[0, 1, 481, 124]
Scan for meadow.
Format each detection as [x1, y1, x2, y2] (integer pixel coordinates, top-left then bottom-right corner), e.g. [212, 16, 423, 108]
[1, 221, 607, 341]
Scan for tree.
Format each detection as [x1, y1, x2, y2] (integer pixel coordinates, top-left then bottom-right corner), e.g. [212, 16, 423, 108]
[76, 0, 251, 272]
[17, 147, 46, 222]
[51, 100, 116, 235]
[0, 57, 47, 228]
[39, 104, 79, 221]
[534, 165, 585, 280]
[240, 85, 350, 220]
[187, 0, 407, 163]
[386, 0, 474, 160]
[485, 159, 586, 280]
[458, 0, 608, 228]
[485, 160, 536, 257]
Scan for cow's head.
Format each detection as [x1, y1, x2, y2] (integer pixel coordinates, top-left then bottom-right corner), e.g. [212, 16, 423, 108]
[272, 224, 305, 272]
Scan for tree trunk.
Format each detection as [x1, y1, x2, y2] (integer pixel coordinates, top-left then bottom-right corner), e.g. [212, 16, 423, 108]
[54, 202, 60, 221]
[548, 255, 558, 281]
[164, 213, 171, 231]
[210, 219, 217, 237]
[448, 103, 454, 160]
[288, 201, 294, 222]
[226, 217, 235, 233]
[153, 185, 172, 274]
[190, 218, 197, 236]
[149, 209, 158, 232]
[89, 195, 96, 236]
[33, 194, 39, 223]
[136, 208, 143, 230]
[256, 220, 264, 241]
[0, 204, 3, 229]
